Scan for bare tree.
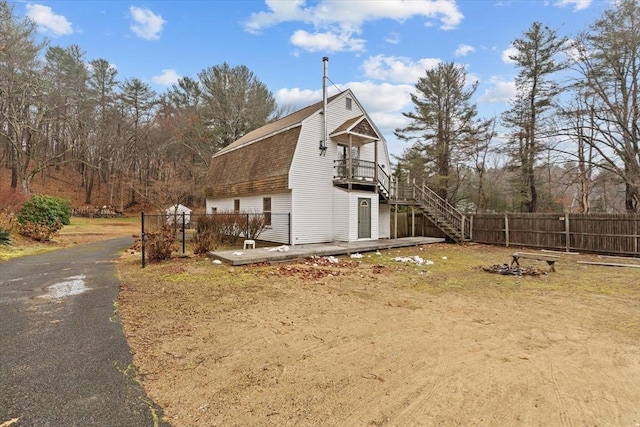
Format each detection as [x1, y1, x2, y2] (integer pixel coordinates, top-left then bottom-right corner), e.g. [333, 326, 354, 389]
[555, 88, 599, 213]
[569, 0, 640, 212]
[0, 1, 53, 194]
[469, 118, 498, 212]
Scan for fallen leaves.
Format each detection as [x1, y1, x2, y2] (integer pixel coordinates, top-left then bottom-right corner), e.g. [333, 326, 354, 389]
[266, 256, 362, 280]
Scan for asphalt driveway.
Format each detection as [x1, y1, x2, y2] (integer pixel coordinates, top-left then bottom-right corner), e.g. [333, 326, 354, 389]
[0, 237, 169, 426]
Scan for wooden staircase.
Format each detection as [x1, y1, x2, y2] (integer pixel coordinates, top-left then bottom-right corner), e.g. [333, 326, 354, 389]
[381, 175, 470, 243]
[337, 162, 469, 243]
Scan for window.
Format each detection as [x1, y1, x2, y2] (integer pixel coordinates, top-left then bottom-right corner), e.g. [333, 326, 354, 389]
[346, 97, 352, 110]
[263, 197, 272, 226]
[234, 199, 240, 213]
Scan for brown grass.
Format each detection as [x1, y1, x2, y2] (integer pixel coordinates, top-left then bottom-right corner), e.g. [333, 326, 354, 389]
[117, 243, 640, 427]
[0, 216, 140, 260]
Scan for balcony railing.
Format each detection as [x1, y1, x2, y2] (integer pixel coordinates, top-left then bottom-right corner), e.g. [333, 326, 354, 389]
[334, 159, 392, 198]
[334, 158, 376, 181]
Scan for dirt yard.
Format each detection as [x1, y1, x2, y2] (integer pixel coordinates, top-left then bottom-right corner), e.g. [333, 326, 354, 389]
[117, 243, 640, 427]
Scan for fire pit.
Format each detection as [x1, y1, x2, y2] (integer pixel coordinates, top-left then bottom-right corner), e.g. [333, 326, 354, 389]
[482, 264, 546, 276]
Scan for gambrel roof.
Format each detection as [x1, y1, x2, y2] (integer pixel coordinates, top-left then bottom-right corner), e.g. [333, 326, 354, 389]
[203, 126, 300, 198]
[203, 89, 381, 198]
[216, 92, 342, 156]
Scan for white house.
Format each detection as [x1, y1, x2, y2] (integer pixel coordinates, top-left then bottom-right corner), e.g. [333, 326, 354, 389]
[203, 88, 394, 245]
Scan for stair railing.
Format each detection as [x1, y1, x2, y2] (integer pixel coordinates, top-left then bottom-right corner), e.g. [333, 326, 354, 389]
[376, 165, 390, 198]
[392, 179, 470, 242]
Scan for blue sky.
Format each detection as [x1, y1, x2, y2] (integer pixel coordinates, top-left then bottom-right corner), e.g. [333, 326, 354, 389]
[15, 0, 612, 157]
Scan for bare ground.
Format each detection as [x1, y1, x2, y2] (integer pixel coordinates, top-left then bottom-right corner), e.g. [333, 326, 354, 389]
[116, 243, 640, 427]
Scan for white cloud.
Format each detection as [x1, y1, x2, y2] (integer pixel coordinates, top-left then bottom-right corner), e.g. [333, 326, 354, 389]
[275, 87, 317, 104]
[477, 78, 516, 104]
[501, 46, 519, 64]
[129, 6, 166, 40]
[455, 44, 475, 57]
[554, 0, 592, 11]
[290, 29, 365, 52]
[277, 79, 415, 158]
[362, 55, 441, 84]
[25, 4, 73, 36]
[244, 0, 463, 52]
[348, 80, 413, 112]
[243, 0, 310, 34]
[152, 69, 181, 86]
[276, 79, 412, 117]
[384, 32, 400, 44]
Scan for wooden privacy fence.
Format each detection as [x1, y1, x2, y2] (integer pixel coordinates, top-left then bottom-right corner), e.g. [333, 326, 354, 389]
[470, 213, 639, 257]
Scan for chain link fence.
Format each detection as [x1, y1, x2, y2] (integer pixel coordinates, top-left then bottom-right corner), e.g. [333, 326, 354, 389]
[139, 211, 290, 267]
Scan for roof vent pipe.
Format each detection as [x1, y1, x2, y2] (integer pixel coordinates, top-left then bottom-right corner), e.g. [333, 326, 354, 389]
[320, 56, 328, 155]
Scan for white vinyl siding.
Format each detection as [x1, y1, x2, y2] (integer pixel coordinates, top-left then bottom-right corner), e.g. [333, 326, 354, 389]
[378, 204, 391, 239]
[205, 89, 392, 246]
[205, 192, 291, 244]
[332, 187, 350, 241]
[332, 188, 378, 242]
[289, 92, 366, 244]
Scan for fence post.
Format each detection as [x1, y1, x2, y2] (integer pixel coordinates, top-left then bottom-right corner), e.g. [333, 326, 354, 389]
[634, 218, 640, 254]
[394, 203, 398, 239]
[141, 211, 146, 268]
[504, 213, 509, 247]
[182, 212, 186, 254]
[411, 206, 415, 237]
[461, 214, 466, 239]
[565, 214, 570, 252]
[469, 215, 473, 241]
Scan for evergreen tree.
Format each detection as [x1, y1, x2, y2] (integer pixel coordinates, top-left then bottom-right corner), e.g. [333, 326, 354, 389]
[198, 62, 277, 151]
[394, 62, 479, 202]
[502, 22, 568, 212]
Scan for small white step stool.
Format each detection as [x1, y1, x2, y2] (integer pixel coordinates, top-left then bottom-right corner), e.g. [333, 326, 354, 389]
[243, 239, 256, 249]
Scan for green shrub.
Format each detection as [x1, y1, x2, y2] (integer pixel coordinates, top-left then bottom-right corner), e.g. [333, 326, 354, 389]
[17, 195, 72, 241]
[0, 227, 10, 245]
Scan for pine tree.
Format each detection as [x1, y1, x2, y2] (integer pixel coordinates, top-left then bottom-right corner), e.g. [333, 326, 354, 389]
[502, 22, 568, 212]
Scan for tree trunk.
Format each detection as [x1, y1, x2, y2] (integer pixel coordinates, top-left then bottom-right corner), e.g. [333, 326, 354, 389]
[625, 182, 639, 213]
[84, 169, 94, 204]
[10, 147, 18, 190]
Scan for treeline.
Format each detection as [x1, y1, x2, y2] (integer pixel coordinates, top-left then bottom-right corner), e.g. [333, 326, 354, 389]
[394, 0, 639, 214]
[1, 1, 639, 215]
[1, 1, 281, 212]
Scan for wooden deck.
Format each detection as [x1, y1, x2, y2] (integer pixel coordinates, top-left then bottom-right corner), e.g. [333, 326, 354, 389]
[208, 237, 445, 266]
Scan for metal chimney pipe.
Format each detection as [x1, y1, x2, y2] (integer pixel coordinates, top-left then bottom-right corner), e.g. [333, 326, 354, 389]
[321, 56, 329, 154]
